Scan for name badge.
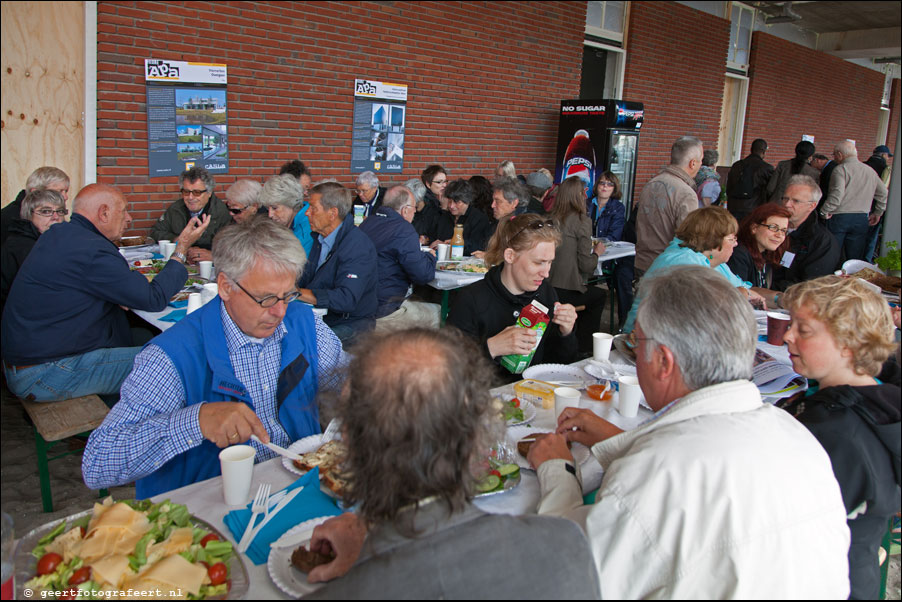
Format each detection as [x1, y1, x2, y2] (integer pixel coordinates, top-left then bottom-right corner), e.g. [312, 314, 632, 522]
[780, 251, 795, 268]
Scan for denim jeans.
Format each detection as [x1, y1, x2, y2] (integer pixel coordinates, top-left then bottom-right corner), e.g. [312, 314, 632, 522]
[826, 212, 869, 261]
[3, 346, 141, 402]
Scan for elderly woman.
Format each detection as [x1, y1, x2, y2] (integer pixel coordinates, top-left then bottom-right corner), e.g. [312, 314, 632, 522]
[188, 179, 264, 264]
[303, 328, 599, 597]
[778, 276, 900, 600]
[446, 213, 578, 381]
[1, 166, 69, 245]
[727, 203, 792, 305]
[260, 173, 312, 256]
[1, 189, 67, 313]
[695, 149, 721, 206]
[548, 176, 607, 352]
[622, 206, 765, 333]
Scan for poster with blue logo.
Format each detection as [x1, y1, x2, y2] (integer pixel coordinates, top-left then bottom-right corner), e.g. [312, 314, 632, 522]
[351, 79, 407, 174]
[145, 59, 229, 178]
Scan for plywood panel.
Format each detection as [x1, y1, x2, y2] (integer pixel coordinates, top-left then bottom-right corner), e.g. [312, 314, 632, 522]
[1, 1, 84, 207]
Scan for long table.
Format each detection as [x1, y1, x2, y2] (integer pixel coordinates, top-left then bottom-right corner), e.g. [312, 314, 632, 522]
[134, 303, 327, 332]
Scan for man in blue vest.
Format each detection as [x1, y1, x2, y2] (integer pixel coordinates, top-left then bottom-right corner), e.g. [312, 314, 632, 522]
[83, 218, 346, 498]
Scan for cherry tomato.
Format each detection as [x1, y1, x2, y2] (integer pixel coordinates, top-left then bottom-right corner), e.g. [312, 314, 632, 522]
[489, 469, 502, 479]
[36, 552, 63, 576]
[200, 533, 220, 547]
[69, 566, 91, 585]
[511, 397, 521, 408]
[207, 562, 227, 586]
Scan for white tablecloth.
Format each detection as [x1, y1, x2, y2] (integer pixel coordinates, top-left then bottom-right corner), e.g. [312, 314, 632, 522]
[594, 241, 635, 275]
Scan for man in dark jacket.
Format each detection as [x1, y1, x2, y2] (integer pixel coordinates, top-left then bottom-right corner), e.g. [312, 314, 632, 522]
[725, 138, 774, 222]
[359, 186, 438, 328]
[2, 184, 209, 402]
[298, 182, 378, 342]
[772, 175, 840, 291]
[353, 171, 387, 219]
[434, 179, 493, 255]
[149, 167, 231, 250]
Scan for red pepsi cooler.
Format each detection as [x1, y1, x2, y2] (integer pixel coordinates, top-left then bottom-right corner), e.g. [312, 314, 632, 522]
[554, 99, 644, 219]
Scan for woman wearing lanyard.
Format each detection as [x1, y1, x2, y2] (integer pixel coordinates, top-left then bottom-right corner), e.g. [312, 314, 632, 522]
[727, 203, 792, 307]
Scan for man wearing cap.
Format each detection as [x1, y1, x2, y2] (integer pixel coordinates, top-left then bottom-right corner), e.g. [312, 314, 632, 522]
[525, 171, 551, 215]
[820, 140, 888, 261]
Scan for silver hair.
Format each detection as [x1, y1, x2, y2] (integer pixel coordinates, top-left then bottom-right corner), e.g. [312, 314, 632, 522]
[702, 149, 719, 166]
[259, 174, 305, 211]
[225, 179, 263, 207]
[355, 171, 380, 188]
[497, 160, 516, 178]
[670, 136, 704, 167]
[311, 181, 353, 220]
[635, 265, 756, 390]
[834, 139, 857, 157]
[25, 167, 69, 191]
[178, 166, 215, 192]
[404, 178, 426, 204]
[785, 174, 823, 204]
[212, 217, 307, 282]
[493, 176, 529, 210]
[382, 185, 413, 211]
[20, 189, 66, 220]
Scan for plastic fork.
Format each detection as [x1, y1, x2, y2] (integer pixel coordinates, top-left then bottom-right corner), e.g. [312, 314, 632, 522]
[322, 418, 342, 441]
[237, 482, 271, 553]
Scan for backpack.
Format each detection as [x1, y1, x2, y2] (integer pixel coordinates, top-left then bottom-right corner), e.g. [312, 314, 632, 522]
[728, 159, 757, 200]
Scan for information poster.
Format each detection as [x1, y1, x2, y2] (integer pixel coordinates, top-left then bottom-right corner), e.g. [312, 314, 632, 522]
[145, 59, 229, 178]
[351, 79, 407, 173]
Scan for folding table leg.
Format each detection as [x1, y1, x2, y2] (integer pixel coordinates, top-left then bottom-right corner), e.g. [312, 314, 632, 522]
[34, 428, 54, 513]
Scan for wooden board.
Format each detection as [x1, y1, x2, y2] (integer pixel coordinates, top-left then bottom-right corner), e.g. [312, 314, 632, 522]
[20, 394, 109, 442]
[1, 1, 84, 207]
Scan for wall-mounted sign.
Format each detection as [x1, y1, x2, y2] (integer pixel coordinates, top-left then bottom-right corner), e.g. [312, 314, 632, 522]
[351, 79, 407, 174]
[145, 59, 229, 178]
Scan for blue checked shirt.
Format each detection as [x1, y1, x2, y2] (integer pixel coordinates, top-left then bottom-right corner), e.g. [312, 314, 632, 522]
[83, 303, 346, 490]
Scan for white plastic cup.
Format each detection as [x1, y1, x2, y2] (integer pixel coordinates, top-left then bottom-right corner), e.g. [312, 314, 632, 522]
[593, 332, 614, 361]
[156, 240, 171, 253]
[198, 260, 214, 280]
[436, 243, 450, 262]
[617, 375, 641, 418]
[554, 387, 582, 422]
[202, 283, 219, 304]
[186, 292, 203, 314]
[162, 242, 176, 261]
[219, 445, 256, 506]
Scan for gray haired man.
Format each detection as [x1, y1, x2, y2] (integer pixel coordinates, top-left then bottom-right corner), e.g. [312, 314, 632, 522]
[150, 167, 232, 251]
[353, 171, 386, 218]
[529, 265, 851, 599]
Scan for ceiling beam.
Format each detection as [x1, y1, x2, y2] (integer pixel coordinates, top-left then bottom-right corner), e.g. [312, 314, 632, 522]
[817, 27, 901, 59]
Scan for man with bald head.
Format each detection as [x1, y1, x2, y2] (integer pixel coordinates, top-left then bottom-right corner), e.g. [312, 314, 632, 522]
[1, 184, 209, 402]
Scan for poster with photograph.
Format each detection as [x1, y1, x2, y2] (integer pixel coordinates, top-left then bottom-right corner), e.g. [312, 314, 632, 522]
[351, 79, 407, 173]
[145, 59, 229, 177]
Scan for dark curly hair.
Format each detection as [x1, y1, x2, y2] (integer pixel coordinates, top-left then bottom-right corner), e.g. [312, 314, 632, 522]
[338, 328, 501, 533]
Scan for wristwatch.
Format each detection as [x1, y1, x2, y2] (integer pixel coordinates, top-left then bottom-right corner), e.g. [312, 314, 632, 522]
[171, 252, 187, 264]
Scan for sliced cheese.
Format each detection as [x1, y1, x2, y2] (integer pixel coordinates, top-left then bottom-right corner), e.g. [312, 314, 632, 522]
[44, 527, 84, 563]
[91, 554, 133, 589]
[139, 554, 207, 596]
[149, 527, 194, 557]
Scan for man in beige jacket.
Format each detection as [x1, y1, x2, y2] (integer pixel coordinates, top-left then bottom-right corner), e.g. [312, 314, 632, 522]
[634, 136, 703, 272]
[820, 139, 887, 260]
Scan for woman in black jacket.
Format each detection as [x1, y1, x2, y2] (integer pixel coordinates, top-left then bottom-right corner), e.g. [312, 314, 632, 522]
[727, 203, 792, 305]
[446, 214, 578, 382]
[778, 276, 900, 600]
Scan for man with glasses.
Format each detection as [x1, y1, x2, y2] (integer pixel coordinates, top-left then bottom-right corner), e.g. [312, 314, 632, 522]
[83, 218, 345, 497]
[359, 186, 438, 331]
[150, 166, 232, 254]
[773, 174, 840, 291]
[352, 171, 386, 218]
[3, 184, 209, 403]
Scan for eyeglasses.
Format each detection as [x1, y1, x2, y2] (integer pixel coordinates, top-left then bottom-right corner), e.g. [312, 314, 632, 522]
[724, 235, 738, 245]
[511, 219, 555, 241]
[228, 205, 247, 215]
[597, 181, 615, 188]
[401, 204, 416, 211]
[231, 278, 300, 308]
[32, 208, 69, 217]
[781, 196, 814, 205]
[431, 179, 447, 185]
[181, 188, 208, 198]
[757, 223, 789, 236]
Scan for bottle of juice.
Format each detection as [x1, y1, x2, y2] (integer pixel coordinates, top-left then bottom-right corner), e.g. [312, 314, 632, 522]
[451, 224, 465, 259]
[500, 300, 549, 374]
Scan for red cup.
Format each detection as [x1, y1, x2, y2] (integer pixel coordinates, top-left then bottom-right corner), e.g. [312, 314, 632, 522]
[766, 312, 791, 346]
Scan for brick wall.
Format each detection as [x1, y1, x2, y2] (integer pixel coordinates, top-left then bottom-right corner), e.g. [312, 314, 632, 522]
[97, 1, 586, 235]
[622, 2, 731, 197]
[743, 31, 885, 166]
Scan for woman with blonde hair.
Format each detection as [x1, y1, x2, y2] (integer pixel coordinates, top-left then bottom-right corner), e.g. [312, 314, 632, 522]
[622, 205, 765, 333]
[548, 176, 607, 351]
[778, 275, 900, 599]
[446, 213, 578, 381]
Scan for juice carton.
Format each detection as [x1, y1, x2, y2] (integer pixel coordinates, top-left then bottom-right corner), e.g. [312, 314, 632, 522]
[500, 299, 549, 374]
